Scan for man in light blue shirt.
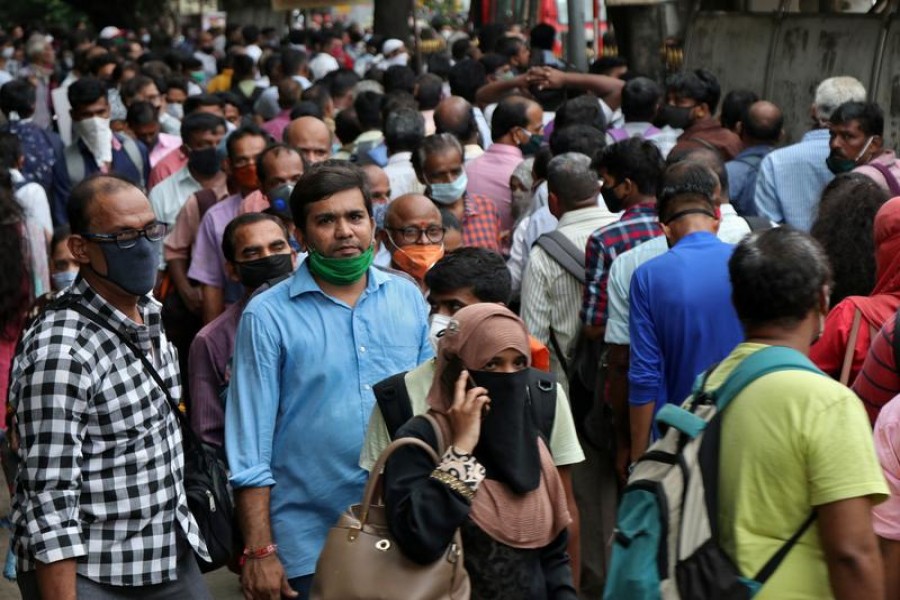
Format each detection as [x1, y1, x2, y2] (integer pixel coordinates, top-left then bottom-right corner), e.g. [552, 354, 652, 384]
[226, 161, 432, 599]
[753, 76, 865, 231]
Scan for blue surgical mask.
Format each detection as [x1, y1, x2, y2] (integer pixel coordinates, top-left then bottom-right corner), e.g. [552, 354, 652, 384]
[51, 270, 78, 291]
[95, 236, 160, 296]
[428, 172, 468, 205]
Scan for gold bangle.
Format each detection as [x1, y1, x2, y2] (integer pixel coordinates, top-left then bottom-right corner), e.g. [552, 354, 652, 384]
[430, 469, 475, 501]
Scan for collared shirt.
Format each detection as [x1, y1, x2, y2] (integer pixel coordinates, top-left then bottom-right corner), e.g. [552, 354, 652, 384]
[10, 279, 207, 586]
[149, 132, 183, 168]
[383, 151, 426, 199]
[189, 299, 245, 446]
[671, 117, 743, 161]
[225, 263, 431, 578]
[521, 206, 618, 386]
[465, 142, 524, 234]
[148, 146, 189, 191]
[628, 231, 743, 411]
[150, 164, 203, 225]
[753, 129, 833, 232]
[605, 121, 681, 158]
[461, 193, 502, 252]
[508, 204, 561, 297]
[162, 182, 230, 263]
[856, 150, 900, 193]
[67, 134, 150, 189]
[581, 203, 661, 327]
[262, 108, 293, 141]
[725, 144, 773, 217]
[188, 193, 246, 305]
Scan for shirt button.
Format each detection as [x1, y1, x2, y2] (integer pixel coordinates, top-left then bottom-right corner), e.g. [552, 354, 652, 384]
[360, 346, 366, 352]
[364, 384, 371, 390]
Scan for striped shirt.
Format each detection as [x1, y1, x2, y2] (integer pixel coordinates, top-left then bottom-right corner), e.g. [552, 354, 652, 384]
[753, 129, 833, 232]
[852, 315, 900, 425]
[521, 206, 618, 386]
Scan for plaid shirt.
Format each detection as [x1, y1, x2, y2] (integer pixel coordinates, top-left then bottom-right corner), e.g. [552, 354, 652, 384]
[581, 204, 661, 327]
[10, 279, 208, 586]
[461, 193, 502, 253]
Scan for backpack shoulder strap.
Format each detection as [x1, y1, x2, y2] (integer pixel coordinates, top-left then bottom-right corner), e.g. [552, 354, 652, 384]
[373, 371, 413, 440]
[534, 230, 586, 284]
[866, 161, 900, 196]
[195, 188, 219, 220]
[64, 143, 85, 185]
[119, 134, 145, 182]
[839, 310, 863, 386]
[743, 215, 772, 231]
[527, 368, 557, 442]
[735, 153, 764, 169]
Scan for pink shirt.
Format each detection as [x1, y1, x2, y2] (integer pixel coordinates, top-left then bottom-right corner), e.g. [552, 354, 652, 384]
[856, 150, 900, 194]
[262, 109, 292, 143]
[465, 142, 524, 236]
[149, 133, 182, 169]
[148, 146, 189, 191]
[873, 394, 900, 539]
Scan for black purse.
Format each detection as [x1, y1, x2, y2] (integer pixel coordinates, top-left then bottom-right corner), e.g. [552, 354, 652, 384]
[65, 301, 238, 572]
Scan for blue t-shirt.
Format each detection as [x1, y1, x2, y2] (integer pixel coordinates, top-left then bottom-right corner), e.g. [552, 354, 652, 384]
[628, 231, 744, 413]
[225, 263, 432, 578]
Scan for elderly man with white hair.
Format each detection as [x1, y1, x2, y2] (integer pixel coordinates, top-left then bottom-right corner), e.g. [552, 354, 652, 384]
[19, 34, 55, 130]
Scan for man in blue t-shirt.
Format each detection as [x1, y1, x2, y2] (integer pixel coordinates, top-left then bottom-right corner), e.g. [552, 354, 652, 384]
[628, 161, 744, 464]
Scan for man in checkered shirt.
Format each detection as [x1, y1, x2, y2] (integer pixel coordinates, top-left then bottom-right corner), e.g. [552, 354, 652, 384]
[9, 175, 211, 598]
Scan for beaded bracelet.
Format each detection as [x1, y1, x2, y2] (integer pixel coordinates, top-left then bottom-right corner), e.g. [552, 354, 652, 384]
[430, 469, 475, 501]
[243, 544, 278, 560]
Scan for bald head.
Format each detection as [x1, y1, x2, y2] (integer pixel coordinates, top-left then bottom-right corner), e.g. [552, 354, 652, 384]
[362, 164, 390, 205]
[284, 116, 332, 165]
[434, 96, 478, 145]
[740, 100, 783, 145]
[385, 193, 442, 234]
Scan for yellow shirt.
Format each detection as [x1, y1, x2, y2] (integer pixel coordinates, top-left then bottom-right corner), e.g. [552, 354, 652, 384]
[704, 343, 887, 599]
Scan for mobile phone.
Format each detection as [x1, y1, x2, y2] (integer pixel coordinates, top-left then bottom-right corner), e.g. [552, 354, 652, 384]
[467, 372, 490, 417]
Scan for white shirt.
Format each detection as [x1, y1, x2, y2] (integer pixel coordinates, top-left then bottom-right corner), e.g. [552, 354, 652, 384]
[717, 203, 752, 244]
[521, 205, 619, 390]
[383, 151, 426, 200]
[244, 44, 262, 64]
[149, 165, 202, 226]
[11, 169, 52, 237]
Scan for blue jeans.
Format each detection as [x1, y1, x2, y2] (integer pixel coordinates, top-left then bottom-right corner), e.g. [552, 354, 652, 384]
[287, 574, 314, 599]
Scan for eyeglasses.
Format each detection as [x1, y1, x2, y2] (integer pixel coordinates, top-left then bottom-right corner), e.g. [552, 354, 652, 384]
[81, 222, 168, 249]
[387, 225, 446, 244]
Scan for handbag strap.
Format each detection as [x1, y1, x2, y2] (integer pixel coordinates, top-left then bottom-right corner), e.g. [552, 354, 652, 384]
[359, 436, 440, 526]
[839, 310, 862, 386]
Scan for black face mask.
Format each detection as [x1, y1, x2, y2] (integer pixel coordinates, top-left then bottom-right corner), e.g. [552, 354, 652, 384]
[236, 253, 293, 290]
[188, 147, 220, 177]
[655, 104, 694, 130]
[601, 186, 624, 213]
[469, 368, 541, 494]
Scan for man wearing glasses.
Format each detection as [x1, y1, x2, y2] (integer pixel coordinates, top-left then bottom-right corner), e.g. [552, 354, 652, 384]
[380, 193, 446, 290]
[9, 174, 212, 599]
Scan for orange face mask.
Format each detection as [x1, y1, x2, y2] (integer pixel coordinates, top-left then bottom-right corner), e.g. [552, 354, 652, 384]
[391, 243, 445, 281]
[232, 163, 260, 190]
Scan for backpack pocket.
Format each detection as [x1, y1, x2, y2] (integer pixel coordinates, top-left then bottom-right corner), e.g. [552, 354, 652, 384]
[603, 488, 665, 600]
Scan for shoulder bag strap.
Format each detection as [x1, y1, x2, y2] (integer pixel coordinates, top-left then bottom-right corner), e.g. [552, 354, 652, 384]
[547, 330, 570, 375]
[866, 161, 900, 196]
[119, 134, 145, 182]
[753, 512, 817, 583]
[195, 188, 219, 220]
[534, 230, 586, 285]
[839, 310, 862, 386]
[64, 144, 85, 185]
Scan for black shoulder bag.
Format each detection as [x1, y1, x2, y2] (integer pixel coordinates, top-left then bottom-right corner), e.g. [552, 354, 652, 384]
[65, 301, 237, 572]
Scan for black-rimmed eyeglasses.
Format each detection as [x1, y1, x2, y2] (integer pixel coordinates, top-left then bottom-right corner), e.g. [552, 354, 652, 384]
[81, 222, 168, 249]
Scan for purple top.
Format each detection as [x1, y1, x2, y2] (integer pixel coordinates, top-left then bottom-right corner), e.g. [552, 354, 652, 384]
[188, 193, 244, 304]
[465, 143, 524, 234]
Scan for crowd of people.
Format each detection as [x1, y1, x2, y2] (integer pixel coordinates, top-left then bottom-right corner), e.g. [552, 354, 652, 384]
[0, 13, 899, 600]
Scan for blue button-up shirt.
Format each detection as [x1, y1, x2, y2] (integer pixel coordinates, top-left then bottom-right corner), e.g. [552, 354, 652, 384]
[753, 129, 833, 231]
[725, 144, 773, 217]
[225, 263, 432, 578]
[628, 232, 744, 414]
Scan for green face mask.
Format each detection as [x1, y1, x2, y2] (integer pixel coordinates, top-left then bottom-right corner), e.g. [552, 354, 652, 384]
[307, 244, 375, 285]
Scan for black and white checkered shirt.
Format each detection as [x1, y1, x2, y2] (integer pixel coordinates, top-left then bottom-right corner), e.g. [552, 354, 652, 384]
[9, 278, 208, 586]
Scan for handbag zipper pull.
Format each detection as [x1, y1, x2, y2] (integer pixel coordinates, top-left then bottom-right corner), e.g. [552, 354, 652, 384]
[206, 489, 216, 512]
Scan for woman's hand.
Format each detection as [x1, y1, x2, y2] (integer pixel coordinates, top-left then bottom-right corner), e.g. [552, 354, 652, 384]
[448, 369, 490, 454]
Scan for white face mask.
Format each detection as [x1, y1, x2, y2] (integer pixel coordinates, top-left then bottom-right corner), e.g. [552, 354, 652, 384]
[428, 313, 453, 353]
[166, 102, 184, 121]
[384, 52, 409, 68]
[73, 116, 113, 165]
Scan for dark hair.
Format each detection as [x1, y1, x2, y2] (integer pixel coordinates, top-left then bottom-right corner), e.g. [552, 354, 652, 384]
[530, 24, 556, 51]
[496, 37, 524, 63]
[657, 161, 718, 223]
[290, 101, 324, 120]
[554, 94, 607, 132]
[621, 77, 661, 122]
[549, 126, 606, 163]
[335, 107, 363, 145]
[242, 25, 260, 44]
[811, 172, 890, 306]
[742, 104, 783, 143]
[184, 93, 225, 115]
[451, 38, 473, 62]
[426, 54, 451, 81]
[290, 160, 371, 232]
[416, 73, 443, 111]
[0, 79, 36, 118]
[384, 108, 425, 154]
[383, 65, 416, 95]
[434, 104, 478, 145]
[68, 76, 107, 110]
[232, 54, 255, 82]
[830, 101, 885, 137]
[329, 68, 361, 100]
[222, 212, 289, 263]
[282, 48, 308, 77]
[126, 101, 158, 127]
[216, 91, 243, 110]
[478, 23, 507, 54]
[667, 147, 729, 200]
[720, 89, 759, 131]
[479, 53, 508, 75]
[424, 247, 511, 302]
[226, 123, 269, 161]
[533, 146, 553, 180]
[302, 84, 332, 115]
[598, 138, 664, 196]
[256, 143, 301, 187]
[165, 76, 189, 96]
[260, 52, 282, 79]
[491, 96, 531, 142]
[67, 174, 139, 235]
[730, 227, 832, 330]
[666, 68, 722, 113]
[87, 52, 118, 77]
[381, 91, 418, 125]
[589, 56, 627, 76]
[448, 59, 486, 103]
[277, 78, 302, 110]
[120, 74, 157, 106]
[0, 132, 22, 169]
[0, 170, 29, 336]
[51, 225, 72, 256]
[354, 90, 384, 131]
[180, 112, 226, 143]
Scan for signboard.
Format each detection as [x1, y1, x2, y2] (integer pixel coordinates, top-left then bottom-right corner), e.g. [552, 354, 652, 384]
[202, 11, 227, 30]
[271, 0, 369, 9]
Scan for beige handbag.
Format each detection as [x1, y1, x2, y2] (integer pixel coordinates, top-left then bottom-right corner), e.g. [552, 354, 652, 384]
[310, 435, 472, 600]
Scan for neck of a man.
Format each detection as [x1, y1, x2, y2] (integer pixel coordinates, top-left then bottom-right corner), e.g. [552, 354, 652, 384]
[623, 194, 655, 211]
[669, 218, 716, 245]
[312, 272, 368, 308]
[443, 196, 465, 221]
[82, 270, 143, 324]
[745, 317, 819, 356]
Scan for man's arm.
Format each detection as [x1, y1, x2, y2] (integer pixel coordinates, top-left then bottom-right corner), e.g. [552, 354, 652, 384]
[818, 496, 884, 600]
[474, 72, 540, 108]
[880, 537, 900, 600]
[537, 68, 625, 110]
[580, 235, 607, 340]
[236, 488, 297, 600]
[626, 271, 660, 462]
[35, 558, 76, 600]
[168, 258, 202, 315]
[557, 466, 581, 591]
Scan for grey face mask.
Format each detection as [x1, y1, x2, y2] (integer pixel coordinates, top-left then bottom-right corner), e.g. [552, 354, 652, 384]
[95, 236, 160, 296]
